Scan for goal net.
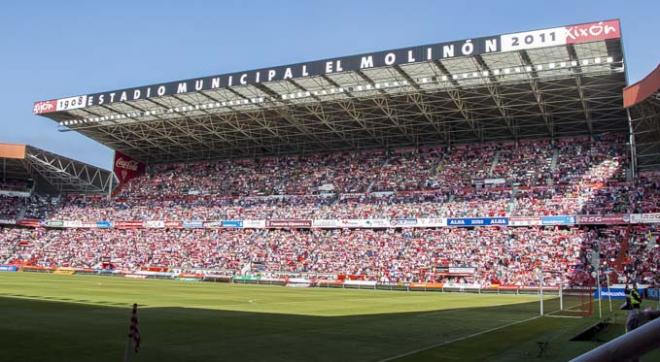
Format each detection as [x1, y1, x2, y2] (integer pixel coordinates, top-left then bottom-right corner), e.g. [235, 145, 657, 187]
[544, 270, 595, 318]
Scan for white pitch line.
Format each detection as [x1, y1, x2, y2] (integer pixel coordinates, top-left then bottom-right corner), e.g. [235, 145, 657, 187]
[378, 302, 585, 362]
[376, 315, 541, 362]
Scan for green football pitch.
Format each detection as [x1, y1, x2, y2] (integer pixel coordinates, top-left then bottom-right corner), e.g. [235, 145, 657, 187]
[0, 273, 654, 361]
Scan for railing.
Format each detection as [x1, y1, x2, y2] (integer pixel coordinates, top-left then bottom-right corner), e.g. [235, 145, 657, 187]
[570, 313, 660, 362]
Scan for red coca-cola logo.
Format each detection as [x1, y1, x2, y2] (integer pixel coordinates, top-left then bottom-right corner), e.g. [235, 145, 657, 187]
[33, 100, 57, 114]
[115, 157, 140, 171]
[565, 20, 620, 44]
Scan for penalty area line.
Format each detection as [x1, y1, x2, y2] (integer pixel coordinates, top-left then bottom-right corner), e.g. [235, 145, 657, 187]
[376, 315, 541, 362]
[378, 303, 586, 362]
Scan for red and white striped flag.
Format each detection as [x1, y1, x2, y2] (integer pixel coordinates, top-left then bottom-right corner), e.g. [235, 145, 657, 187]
[124, 303, 141, 361]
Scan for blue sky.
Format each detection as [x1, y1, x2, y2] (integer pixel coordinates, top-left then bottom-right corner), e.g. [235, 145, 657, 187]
[1, 0, 658, 169]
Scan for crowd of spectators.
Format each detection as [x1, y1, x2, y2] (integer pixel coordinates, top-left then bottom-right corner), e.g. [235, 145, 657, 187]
[0, 195, 23, 220]
[26, 134, 659, 222]
[0, 179, 32, 193]
[1, 225, 656, 287]
[0, 179, 32, 220]
[0, 134, 658, 287]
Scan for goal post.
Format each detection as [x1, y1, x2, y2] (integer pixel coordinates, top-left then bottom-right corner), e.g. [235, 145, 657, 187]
[540, 269, 594, 318]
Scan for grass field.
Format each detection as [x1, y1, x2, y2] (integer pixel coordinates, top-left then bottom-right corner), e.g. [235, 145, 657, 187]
[0, 273, 656, 361]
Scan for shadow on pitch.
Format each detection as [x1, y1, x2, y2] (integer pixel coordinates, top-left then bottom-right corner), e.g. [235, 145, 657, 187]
[0, 295, 583, 362]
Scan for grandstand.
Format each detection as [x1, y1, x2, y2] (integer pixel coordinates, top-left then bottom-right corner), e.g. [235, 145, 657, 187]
[34, 20, 626, 163]
[1, 18, 659, 361]
[9, 17, 659, 286]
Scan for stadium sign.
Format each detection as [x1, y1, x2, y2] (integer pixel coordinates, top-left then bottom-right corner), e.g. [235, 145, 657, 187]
[509, 217, 542, 226]
[593, 287, 646, 300]
[243, 220, 266, 228]
[145, 220, 166, 228]
[45, 220, 64, 228]
[447, 217, 508, 227]
[312, 219, 341, 228]
[575, 214, 629, 225]
[448, 267, 476, 275]
[0, 219, 16, 225]
[630, 213, 660, 224]
[96, 221, 112, 228]
[62, 220, 84, 228]
[221, 220, 243, 228]
[364, 219, 392, 228]
[34, 20, 620, 112]
[114, 221, 144, 229]
[183, 220, 204, 229]
[165, 221, 183, 229]
[391, 218, 418, 227]
[540, 215, 575, 225]
[203, 221, 223, 228]
[266, 219, 312, 228]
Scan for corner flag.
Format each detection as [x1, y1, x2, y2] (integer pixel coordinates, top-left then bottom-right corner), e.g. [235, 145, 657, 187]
[124, 303, 141, 362]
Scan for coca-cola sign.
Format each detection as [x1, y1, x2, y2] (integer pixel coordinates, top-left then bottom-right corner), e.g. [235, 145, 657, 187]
[113, 151, 145, 185]
[115, 157, 140, 172]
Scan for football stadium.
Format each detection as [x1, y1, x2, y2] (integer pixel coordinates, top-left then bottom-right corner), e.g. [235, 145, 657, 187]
[2, 14, 660, 361]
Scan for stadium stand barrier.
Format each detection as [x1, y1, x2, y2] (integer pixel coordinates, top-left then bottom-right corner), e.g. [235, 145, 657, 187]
[570, 316, 660, 362]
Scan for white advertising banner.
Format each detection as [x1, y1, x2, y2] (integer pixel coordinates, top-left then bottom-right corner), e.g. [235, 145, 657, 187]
[631, 213, 660, 224]
[145, 220, 165, 228]
[416, 218, 447, 227]
[243, 219, 266, 228]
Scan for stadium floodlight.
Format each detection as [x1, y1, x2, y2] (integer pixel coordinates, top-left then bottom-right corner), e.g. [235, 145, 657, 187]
[525, 66, 532, 72]
[594, 57, 602, 64]
[606, 56, 613, 63]
[548, 63, 556, 69]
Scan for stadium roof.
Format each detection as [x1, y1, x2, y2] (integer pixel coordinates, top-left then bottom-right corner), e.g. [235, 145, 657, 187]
[34, 19, 627, 164]
[625, 65, 660, 172]
[0, 143, 116, 194]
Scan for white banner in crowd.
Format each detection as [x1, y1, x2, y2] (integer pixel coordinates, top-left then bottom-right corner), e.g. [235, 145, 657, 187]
[630, 213, 660, 224]
[145, 220, 165, 228]
[243, 219, 266, 228]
